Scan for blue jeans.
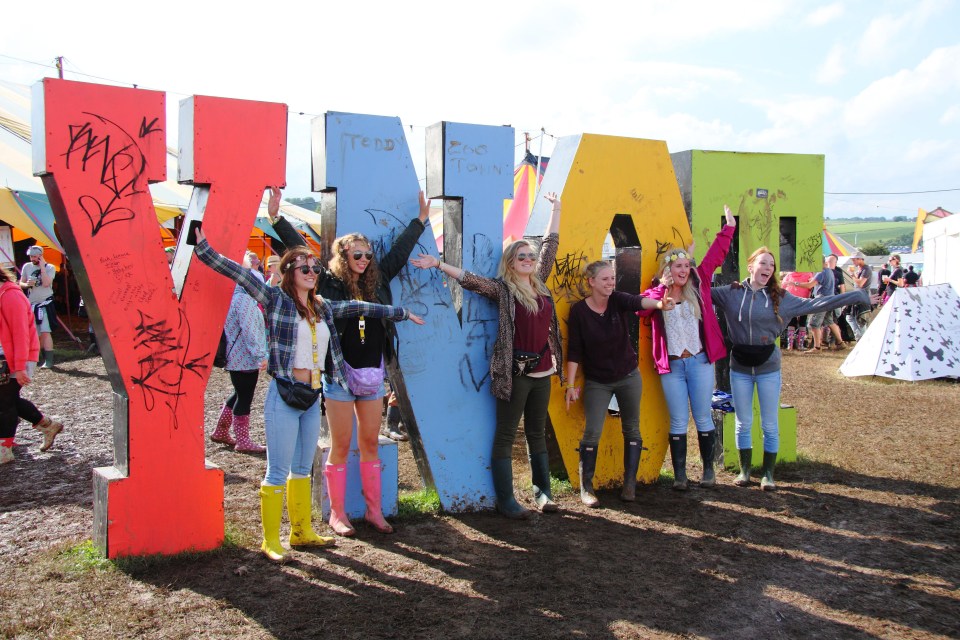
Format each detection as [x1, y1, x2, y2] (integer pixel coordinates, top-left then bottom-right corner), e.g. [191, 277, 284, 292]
[729, 369, 782, 453]
[263, 378, 321, 486]
[660, 352, 715, 435]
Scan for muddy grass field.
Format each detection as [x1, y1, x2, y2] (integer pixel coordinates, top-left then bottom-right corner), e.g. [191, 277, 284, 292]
[1, 346, 958, 639]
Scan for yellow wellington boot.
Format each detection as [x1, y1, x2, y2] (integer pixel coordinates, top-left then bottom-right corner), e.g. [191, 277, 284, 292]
[259, 485, 289, 562]
[287, 477, 336, 548]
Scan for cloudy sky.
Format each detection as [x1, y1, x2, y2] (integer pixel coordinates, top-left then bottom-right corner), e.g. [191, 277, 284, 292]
[3, 0, 958, 218]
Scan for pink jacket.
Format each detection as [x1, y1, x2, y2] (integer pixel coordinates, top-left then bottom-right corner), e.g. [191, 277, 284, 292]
[0, 281, 40, 373]
[639, 225, 735, 374]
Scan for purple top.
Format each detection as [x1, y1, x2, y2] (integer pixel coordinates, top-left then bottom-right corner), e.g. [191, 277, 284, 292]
[567, 292, 648, 383]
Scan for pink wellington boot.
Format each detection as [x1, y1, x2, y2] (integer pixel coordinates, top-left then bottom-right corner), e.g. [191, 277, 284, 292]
[232, 414, 265, 454]
[324, 463, 356, 536]
[210, 404, 235, 446]
[360, 459, 394, 534]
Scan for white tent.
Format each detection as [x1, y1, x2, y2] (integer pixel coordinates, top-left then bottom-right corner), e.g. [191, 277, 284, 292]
[840, 284, 960, 381]
[923, 215, 960, 293]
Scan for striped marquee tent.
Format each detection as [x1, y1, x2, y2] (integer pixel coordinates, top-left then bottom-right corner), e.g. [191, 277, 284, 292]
[822, 227, 858, 258]
[503, 151, 549, 245]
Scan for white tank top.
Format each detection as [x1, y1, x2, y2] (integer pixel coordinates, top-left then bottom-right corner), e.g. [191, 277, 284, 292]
[293, 317, 330, 370]
[663, 301, 703, 357]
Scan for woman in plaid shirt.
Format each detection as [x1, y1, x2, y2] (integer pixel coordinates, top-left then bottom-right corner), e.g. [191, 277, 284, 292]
[195, 229, 423, 562]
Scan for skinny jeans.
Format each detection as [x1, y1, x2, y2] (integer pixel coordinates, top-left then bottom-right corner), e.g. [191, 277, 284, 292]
[492, 374, 551, 459]
[730, 368, 782, 453]
[580, 368, 642, 446]
[262, 378, 321, 486]
[659, 353, 715, 436]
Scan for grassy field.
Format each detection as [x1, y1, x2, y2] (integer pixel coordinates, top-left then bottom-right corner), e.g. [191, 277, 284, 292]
[824, 219, 915, 247]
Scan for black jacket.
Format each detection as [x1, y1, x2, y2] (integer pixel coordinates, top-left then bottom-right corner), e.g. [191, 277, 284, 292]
[270, 215, 427, 364]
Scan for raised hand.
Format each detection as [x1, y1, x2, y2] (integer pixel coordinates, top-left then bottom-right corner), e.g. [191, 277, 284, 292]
[267, 186, 282, 221]
[419, 190, 431, 223]
[724, 204, 736, 227]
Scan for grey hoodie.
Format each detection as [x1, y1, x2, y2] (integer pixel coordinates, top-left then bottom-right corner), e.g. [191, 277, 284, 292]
[711, 280, 869, 374]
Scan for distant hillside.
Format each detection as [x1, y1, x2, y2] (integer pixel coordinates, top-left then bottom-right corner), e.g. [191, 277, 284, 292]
[825, 219, 915, 248]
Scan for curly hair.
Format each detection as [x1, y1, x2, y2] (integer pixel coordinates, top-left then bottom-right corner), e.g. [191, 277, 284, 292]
[657, 247, 702, 320]
[745, 246, 784, 323]
[498, 240, 551, 313]
[279, 247, 324, 323]
[328, 233, 380, 301]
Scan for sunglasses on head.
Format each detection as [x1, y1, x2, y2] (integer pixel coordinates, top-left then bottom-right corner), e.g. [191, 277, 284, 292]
[515, 252, 537, 261]
[351, 251, 374, 261]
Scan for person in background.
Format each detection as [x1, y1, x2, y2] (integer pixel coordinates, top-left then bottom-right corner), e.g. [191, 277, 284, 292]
[876, 262, 890, 301]
[798, 254, 847, 351]
[19, 246, 57, 369]
[382, 390, 408, 442]
[266, 186, 432, 536]
[164, 246, 175, 268]
[411, 192, 563, 518]
[2, 264, 63, 464]
[904, 265, 920, 287]
[209, 251, 269, 453]
[710, 247, 869, 492]
[638, 205, 736, 491]
[194, 225, 423, 561]
[265, 255, 282, 286]
[845, 251, 873, 341]
[566, 260, 669, 506]
[881, 254, 905, 304]
[780, 271, 814, 351]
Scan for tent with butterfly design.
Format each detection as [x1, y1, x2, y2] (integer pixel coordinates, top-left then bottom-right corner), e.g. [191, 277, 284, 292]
[839, 283, 960, 381]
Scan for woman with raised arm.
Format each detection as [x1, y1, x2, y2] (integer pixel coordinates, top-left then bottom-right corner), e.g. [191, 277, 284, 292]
[711, 247, 868, 491]
[565, 261, 668, 506]
[637, 205, 736, 490]
[194, 227, 423, 561]
[410, 192, 562, 518]
[264, 186, 432, 535]
[209, 253, 269, 453]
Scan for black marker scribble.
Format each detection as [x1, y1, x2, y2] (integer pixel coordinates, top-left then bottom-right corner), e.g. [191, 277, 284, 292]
[129, 309, 208, 414]
[64, 112, 156, 236]
[552, 251, 588, 293]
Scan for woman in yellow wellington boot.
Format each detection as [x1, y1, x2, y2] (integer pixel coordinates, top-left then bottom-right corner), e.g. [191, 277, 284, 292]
[286, 476, 335, 548]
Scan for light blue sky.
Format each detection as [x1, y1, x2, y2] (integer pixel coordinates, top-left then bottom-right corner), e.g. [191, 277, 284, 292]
[3, 0, 958, 219]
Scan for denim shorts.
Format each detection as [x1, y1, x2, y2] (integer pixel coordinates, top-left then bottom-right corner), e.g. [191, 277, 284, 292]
[322, 374, 386, 402]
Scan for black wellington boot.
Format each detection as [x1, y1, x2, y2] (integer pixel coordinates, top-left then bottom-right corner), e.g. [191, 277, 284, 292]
[620, 437, 642, 501]
[697, 430, 717, 488]
[669, 435, 688, 491]
[529, 451, 558, 513]
[735, 448, 752, 487]
[760, 451, 778, 492]
[491, 458, 531, 519]
[578, 445, 600, 508]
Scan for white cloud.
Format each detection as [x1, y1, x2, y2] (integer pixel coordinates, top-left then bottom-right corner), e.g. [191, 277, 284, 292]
[845, 44, 960, 135]
[941, 104, 960, 125]
[805, 3, 844, 26]
[815, 44, 847, 84]
[904, 139, 953, 163]
[856, 0, 950, 65]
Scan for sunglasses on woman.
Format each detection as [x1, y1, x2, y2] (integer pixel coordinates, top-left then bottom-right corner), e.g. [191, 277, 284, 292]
[292, 264, 322, 275]
[351, 251, 374, 261]
[515, 252, 537, 262]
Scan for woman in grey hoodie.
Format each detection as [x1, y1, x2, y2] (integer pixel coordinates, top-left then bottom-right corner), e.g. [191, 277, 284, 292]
[711, 247, 868, 491]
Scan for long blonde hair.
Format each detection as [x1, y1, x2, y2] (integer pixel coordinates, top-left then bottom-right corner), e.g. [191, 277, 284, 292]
[498, 240, 550, 313]
[658, 247, 701, 320]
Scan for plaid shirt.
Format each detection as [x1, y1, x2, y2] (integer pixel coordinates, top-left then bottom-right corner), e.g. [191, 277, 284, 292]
[195, 240, 409, 389]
